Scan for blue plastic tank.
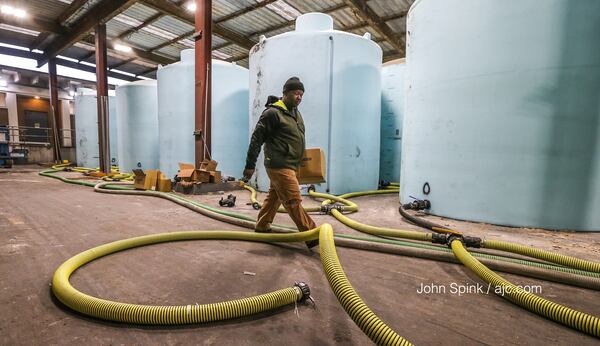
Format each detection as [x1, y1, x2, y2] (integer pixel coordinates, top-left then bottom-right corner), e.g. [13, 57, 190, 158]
[116, 80, 159, 173]
[402, 0, 600, 231]
[157, 49, 249, 179]
[249, 13, 382, 194]
[73, 88, 118, 168]
[380, 59, 405, 183]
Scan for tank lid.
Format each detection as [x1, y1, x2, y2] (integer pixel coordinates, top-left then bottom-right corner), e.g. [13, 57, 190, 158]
[295, 13, 333, 32]
[181, 49, 194, 62]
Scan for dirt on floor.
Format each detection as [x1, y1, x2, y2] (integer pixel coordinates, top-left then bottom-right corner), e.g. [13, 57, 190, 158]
[0, 167, 598, 345]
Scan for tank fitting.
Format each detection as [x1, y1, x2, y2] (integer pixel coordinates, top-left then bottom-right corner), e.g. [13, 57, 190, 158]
[402, 196, 431, 211]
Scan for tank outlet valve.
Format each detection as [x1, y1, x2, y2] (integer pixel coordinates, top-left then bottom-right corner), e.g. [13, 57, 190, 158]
[219, 194, 236, 207]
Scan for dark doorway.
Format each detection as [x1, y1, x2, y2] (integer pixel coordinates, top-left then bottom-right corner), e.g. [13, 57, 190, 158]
[0, 108, 8, 126]
[23, 110, 49, 143]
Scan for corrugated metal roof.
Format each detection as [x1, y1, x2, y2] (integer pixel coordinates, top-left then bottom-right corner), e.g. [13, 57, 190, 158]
[1, 0, 410, 80]
[213, 0, 256, 20]
[105, 20, 134, 38]
[220, 7, 288, 37]
[155, 45, 184, 60]
[286, 0, 344, 13]
[152, 16, 195, 37]
[121, 3, 160, 22]
[20, 0, 69, 22]
[126, 31, 170, 50]
[368, 0, 414, 18]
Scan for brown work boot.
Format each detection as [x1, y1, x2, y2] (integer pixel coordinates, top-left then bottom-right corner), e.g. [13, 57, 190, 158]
[255, 228, 272, 233]
[305, 239, 319, 249]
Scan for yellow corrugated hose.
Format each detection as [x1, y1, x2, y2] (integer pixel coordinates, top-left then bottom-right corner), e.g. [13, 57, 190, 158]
[52, 224, 411, 344]
[53, 229, 317, 324]
[319, 224, 412, 346]
[451, 239, 599, 337]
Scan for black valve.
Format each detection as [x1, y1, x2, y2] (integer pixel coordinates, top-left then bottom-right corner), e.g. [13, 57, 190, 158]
[219, 194, 236, 207]
[320, 204, 344, 214]
[379, 179, 391, 188]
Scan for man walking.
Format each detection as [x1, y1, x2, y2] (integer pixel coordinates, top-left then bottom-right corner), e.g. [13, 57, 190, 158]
[243, 77, 318, 248]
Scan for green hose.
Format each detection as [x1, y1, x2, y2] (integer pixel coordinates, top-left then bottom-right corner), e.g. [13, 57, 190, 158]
[451, 239, 600, 337]
[482, 239, 600, 273]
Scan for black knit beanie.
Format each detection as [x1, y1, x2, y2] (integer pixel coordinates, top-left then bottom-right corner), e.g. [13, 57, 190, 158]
[282, 77, 304, 94]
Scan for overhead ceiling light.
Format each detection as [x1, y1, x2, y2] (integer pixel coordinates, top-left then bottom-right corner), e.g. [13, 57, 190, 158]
[186, 2, 196, 11]
[34, 96, 40, 99]
[1, 5, 14, 15]
[114, 43, 132, 53]
[68, 90, 75, 97]
[0, 79, 7, 87]
[13, 8, 26, 18]
[1, 5, 26, 18]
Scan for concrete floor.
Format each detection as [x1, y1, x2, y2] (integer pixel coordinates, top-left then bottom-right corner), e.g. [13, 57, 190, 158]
[1, 166, 599, 345]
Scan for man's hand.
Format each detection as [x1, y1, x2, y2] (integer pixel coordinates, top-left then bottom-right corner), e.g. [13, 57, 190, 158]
[242, 168, 255, 182]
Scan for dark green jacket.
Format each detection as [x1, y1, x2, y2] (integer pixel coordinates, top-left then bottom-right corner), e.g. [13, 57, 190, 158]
[245, 100, 306, 170]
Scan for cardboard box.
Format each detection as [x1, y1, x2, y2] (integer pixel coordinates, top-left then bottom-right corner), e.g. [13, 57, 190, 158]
[209, 170, 222, 183]
[297, 148, 326, 184]
[200, 159, 218, 172]
[196, 169, 211, 183]
[157, 173, 172, 192]
[133, 169, 159, 190]
[177, 163, 196, 181]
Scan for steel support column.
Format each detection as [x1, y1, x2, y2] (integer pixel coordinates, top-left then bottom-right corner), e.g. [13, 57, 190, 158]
[48, 58, 62, 162]
[194, 0, 212, 167]
[95, 24, 110, 174]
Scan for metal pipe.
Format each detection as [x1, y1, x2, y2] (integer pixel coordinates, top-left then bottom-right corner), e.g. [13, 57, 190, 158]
[194, 0, 212, 167]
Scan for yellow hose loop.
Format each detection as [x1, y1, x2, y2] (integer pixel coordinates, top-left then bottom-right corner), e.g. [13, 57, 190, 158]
[310, 190, 431, 242]
[319, 224, 412, 346]
[52, 229, 319, 324]
[451, 240, 600, 337]
[330, 209, 432, 242]
[482, 239, 600, 273]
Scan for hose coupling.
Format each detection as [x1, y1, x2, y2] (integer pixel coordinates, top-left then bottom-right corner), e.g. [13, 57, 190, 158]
[293, 281, 311, 303]
[445, 234, 482, 248]
[251, 202, 261, 210]
[307, 185, 316, 194]
[403, 197, 431, 211]
[431, 233, 448, 245]
[320, 204, 344, 214]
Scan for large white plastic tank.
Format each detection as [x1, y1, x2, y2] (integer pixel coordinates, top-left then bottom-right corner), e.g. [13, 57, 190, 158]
[249, 13, 382, 194]
[116, 80, 159, 173]
[402, 0, 600, 231]
[157, 50, 250, 179]
[74, 88, 118, 168]
[380, 59, 405, 183]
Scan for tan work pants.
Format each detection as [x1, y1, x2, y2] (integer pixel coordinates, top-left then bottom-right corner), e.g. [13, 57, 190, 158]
[255, 168, 316, 232]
